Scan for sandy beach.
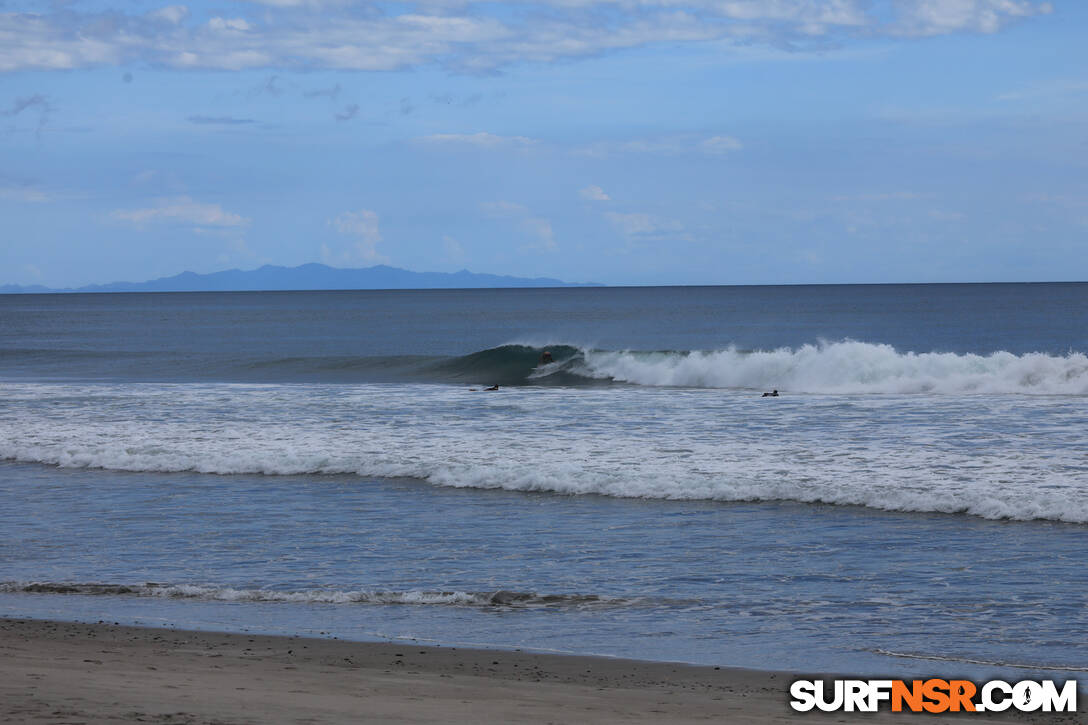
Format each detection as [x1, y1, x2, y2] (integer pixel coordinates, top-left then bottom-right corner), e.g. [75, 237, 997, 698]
[0, 618, 1079, 724]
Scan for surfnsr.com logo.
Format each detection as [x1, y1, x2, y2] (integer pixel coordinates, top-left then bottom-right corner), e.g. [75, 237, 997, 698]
[789, 679, 1078, 713]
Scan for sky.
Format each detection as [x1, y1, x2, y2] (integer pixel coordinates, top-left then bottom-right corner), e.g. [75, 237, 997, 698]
[1, 0, 1086, 287]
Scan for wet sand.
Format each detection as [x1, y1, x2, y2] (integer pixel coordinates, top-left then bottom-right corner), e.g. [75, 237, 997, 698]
[0, 618, 1080, 724]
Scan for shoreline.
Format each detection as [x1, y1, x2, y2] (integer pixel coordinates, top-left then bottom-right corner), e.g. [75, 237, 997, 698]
[3, 617, 1080, 724]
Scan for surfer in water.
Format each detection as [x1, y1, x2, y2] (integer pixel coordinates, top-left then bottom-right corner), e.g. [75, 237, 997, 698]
[762, 389, 779, 397]
[484, 384, 500, 391]
[540, 350, 553, 364]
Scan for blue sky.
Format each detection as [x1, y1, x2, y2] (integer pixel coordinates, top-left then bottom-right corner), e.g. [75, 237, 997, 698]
[2, 0, 1085, 286]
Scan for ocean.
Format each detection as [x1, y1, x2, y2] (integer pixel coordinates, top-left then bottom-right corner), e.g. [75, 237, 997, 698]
[1, 284, 1086, 682]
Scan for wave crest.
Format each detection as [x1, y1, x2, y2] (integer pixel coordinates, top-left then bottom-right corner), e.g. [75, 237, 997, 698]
[535, 341, 1088, 394]
[7, 340, 1085, 393]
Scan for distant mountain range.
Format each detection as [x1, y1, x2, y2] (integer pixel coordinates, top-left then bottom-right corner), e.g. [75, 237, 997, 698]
[0, 264, 602, 293]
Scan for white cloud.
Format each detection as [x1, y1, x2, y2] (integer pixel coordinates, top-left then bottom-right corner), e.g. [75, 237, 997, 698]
[0, 16, 123, 71]
[605, 211, 684, 238]
[831, 191, 927, 202]
[1022, 192, 1088, 209]
[996, 79, 1088, 102]
[481, 200, 556, 251]
[207, 17, 252, 33]
[891, 0, 1052, 37]
[216, 237, 259, 266]
[442, 235, 466, 263]
[110, 196, 249, 227]
[330, 209, 381, 240]
[324, 209, 387, 265]
[0, 184, 50, 203]
[577, 134, 743, 158]
[241, 0, 326, 6]
[522, 217, 556, 251]
[579, 185, 611, 201]
[0, 1, 1054, 73]
[417, 132, 538, 148]
[148, 6, 189, 25]
[701, 135, 743, 154]
[480, 200, 530, 217]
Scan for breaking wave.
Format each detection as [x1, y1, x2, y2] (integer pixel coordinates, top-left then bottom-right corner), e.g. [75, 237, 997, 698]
[514, 341, 1088, 394]
[5, 340, 1086, 393]
[1, 582, 625, 609]
[328, 340, 1086, 394]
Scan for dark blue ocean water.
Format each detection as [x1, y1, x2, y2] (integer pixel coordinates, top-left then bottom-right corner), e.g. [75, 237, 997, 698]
[2, 283, 1087, 382]
[1, 284, 1086, 680]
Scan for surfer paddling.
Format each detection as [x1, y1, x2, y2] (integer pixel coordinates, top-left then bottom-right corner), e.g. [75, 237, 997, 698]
[761, 389, 779, 397]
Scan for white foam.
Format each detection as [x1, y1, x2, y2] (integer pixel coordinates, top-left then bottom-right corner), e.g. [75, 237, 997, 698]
[570, 341, 1088, 394]
[2, 381, 1086, 524]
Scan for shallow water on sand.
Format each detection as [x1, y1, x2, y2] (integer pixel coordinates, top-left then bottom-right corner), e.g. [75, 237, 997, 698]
[2, 460, 1085, 682]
